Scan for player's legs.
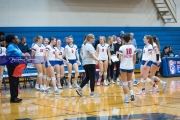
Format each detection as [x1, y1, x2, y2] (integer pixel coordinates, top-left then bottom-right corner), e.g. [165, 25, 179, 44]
[97, 61, 104, 86]
[0, 66, 4, 95]
[103, 60, 109, 86]
[67, 63, 73, 88]
[35, 64, 43, 91]
[73, 63, 79, 88]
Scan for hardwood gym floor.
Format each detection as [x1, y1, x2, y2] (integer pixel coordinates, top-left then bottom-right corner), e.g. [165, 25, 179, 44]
[0, 75, 180, 120]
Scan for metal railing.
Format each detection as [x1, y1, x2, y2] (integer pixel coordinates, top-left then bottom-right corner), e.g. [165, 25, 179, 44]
[164, 0, 177, 22]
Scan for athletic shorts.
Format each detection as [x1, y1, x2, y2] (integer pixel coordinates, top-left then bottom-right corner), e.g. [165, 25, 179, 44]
[45, 61, 56, 68]
[120, 69, 134, 73]
[68, 59, 77, 65]
[152, 62, 162, 67]
[55, 61, 64, 66]
[141, 60, 152, 67]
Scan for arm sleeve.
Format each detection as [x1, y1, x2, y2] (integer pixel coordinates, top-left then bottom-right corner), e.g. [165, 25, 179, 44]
[6, 46, 14, 56]
[45, 46, 50, 51]
[118, 47, 123, 54]
[148, 45, 153, 53]
[32, 44, 37, 52]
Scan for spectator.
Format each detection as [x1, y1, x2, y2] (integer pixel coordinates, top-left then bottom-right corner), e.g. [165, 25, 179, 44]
[130, 32, 142, 62]
[62, 37, 69, 48]
[119, 31, 125, 41]
[169, 46, 174, 57]
[161, 46, 169, 58]
[0, 31, 5, 47]
[94, 36, 100, 50]
[18, 37, 30, 56]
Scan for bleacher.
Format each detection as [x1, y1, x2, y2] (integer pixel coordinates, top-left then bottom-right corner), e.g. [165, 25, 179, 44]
[0, 27, 180, 89]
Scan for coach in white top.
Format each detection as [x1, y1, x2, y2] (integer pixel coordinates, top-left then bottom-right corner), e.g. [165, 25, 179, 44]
[76, 34, 101, 98]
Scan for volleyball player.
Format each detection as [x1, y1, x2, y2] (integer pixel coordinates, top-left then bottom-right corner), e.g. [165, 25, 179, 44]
[54, 39, 65, 89]
[150, 36, 167, 92]
[44, 37, 66, 94]
[96, 36, 111, 86]
[0, 45, 6, 95]
[65, 36, 80, 88]
[31, 35, 46, 91]
[136, 35, 158, 95]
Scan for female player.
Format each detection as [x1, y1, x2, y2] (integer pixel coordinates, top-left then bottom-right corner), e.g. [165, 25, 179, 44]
[44, 37, 66, 94]
[150, 36, 167, 92]
[0, 45, 6, 95]
[65, 36, 80, 88]
[136, 35, 158, 95]
[118, 34, 136, 103]
[96, 36, 111, 86]
[31, 35, 46, 91]
[54, 39, 65, 89]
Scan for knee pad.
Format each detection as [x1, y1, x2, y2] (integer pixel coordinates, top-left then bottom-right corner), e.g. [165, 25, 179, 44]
[51, 77, 56, 81]
[151, 76, 156, 81]
[38, 73, 43, 77]
[68, 73, 72, 78]
[104, 72, 107, 76]
[42, 75, 47, 80]
[99, 72, 103, 76]
[146, 78, 151, 82]
[47, 77, 51, 81]
[75, 72, 79, 77]
[57, 74, 61, 78]
[141, 78, 145, 83]
[0, 76, 3, 81]
[122, 82, 128, 86]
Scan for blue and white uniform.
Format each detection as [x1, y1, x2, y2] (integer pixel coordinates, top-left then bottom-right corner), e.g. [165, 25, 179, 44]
[55, 47, 65, 66]
[118, 44, 136, 73]
[141, 44, 153, 67]
[0, 47, 6, 66]
[45, 45, 56, 68]
[97, 43, 109, 62]
[65, 44, 78, 65]
[32, 44, 45, 64]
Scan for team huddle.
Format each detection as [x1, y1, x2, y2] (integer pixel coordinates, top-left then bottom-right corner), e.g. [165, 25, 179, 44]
[0, 34, 167, 103]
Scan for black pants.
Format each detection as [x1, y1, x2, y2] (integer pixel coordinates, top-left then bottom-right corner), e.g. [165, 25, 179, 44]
[80, 64, 96, 92]
[7, 64, 19, 100]
[115, 61, 120, 78]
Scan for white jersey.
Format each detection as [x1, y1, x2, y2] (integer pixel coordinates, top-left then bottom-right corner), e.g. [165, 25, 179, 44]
[151, 42, 161, 62]
[65, 44, 78, 60]
[46, 45, 56, 61]
[118, 44, 136, 70]
[32, 44, 45, 56]
[55, 47, 64, 61]
[97, 43, 109, 60]
[0, 47, 6, 56]
[142, 44, 153, 61]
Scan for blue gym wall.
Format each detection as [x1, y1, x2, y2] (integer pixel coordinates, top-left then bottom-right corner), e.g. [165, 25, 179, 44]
[0, 27, 180, 54]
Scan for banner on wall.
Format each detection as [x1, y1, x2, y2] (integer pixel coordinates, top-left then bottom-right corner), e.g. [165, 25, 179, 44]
[168, 60, 180, 75]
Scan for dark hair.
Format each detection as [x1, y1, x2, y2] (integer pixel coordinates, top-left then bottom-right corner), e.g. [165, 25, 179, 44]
[145, 35, 153, 47]
[49, 37, 55, 44]
[123, 34, 130, 43]
[21, 37, 26, 42]
[5, 34, 16, 44]
[0, 32, 5, 36]
[152, 36, 160, 49]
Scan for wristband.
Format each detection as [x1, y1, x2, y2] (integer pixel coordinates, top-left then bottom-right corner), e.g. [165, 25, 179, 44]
[156, 54, 159, 61]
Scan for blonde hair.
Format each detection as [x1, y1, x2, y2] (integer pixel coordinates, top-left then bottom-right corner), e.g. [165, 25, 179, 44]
[84, 34, 94, 45]
[107, 36, 114, 48]
[34, 35, 42, 43]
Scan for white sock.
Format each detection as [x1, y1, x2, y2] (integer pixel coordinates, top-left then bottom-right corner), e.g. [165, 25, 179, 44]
[124, 94, 128, 98]
[35, 84, 39, 87]
[54, 87, 58, 91]
[40, 85, 43, 89]
[74, 80, 77, 84]
[130, 90, 134, 96]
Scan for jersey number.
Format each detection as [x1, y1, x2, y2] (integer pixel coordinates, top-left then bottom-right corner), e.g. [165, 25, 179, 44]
[40, 49, 43, 52]
[59, 52, 62, 55]
[102, 49, 104, 52]
[126, 48, 132, 54]
[72, 50, 74, 53]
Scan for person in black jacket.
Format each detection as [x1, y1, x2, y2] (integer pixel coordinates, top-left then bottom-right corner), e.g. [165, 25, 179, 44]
[18, 37, 30, 56]
[161, 46, 169, 58]
[168, 46, 174, 57]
